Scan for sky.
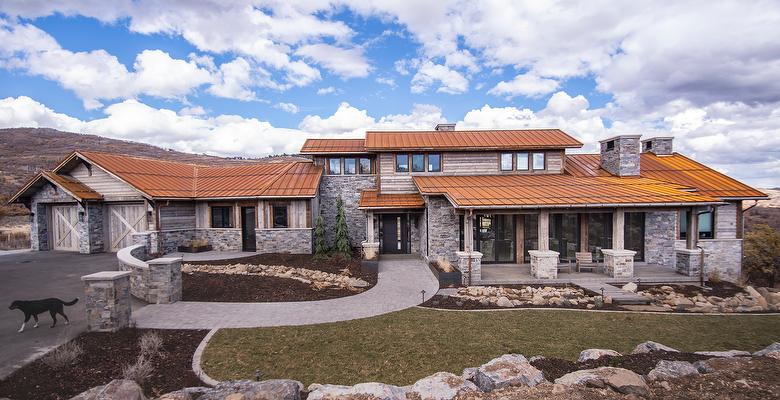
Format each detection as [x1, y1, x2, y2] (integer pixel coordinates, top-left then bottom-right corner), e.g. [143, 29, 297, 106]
[0, 1, 778, 187]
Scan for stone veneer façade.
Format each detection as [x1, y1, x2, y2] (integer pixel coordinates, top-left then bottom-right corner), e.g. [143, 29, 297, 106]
[644, 210, 677, 267]
[134, 227, 313, 255]
[425, 196, 460, 263]
[29, 184, 104, 254]
[319, 175, 377, 248]
[600, 136, 641, 177]
[256, 228, 313, 254]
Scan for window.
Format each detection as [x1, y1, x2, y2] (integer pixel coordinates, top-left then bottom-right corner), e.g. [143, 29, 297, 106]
[359, 157, 372, 174]
[606, 140, 615, 151]
[395, 154, 409, 172]
[344, 158, 356, 175]
[428, 153, 441, 172]
[644, 141, 653, 151]
[412, 154, 425, 172]
[272, 205, 288, 228]
[328, 158, 341, 175]
[532, 152, 546, 170]
[680, 210, 715, 239]
[211, 206, 233, 228]
[500, 153, 513, 171]
[516, 152, 529, 171]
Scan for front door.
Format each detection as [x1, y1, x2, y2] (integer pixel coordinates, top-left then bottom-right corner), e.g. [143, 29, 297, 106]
[475, 214, 516, 263]
[240, 207, 256, 252]
[381, 214, 409, 254]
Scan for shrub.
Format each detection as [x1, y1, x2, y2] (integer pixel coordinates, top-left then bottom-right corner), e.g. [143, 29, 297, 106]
[314, 214, 328, 259]
[743, 224, 780, 287]
[139, 331, 163, 358]
[122, 355, 154, 385]
[42, 341, 83, 369]
[707, 268, 722, 284]
[363, 245, 377, 261]
[435, 256, 455, 273]
[334, 197, 351, 259]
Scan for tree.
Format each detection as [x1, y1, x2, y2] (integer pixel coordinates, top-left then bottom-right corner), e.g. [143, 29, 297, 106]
[334, 197, 352, 259]
[743, 224, 780, 287]
[313, 214, 328, 259]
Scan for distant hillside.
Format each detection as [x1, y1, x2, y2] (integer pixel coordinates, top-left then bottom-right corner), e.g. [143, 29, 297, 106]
[744, 188, 780, 232]
[0, 127, 305, 214]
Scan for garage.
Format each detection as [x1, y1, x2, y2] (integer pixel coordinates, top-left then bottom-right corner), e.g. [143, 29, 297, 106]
[108, 204, 148, 251]
[51, 204, 80, 251]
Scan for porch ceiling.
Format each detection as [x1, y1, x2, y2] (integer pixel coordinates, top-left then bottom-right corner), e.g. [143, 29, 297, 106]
[358, 189, 425, 209]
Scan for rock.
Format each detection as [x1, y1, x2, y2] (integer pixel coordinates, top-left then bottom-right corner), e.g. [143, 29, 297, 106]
[407, 372, 480, 400]
[622, 282, 638, 293]
[764, 351, 780, 360]
[198, 380, 302, 400]
[754, 342, 780, 356]
[577, 349, 622, 362]
[631, 341, 679, 354]
[68, 385, 105, 400]
[496, 296, 513, 308]
[156, 388, 211, 400]
[473, 354, 546, 391]
[72, 380, 145, 400]
[766, 292, 780, 306]
[647, 360, 699, 381]
[528, 355, 545, 363]
[745, 286, 768, 308]
[307, 382, 407, 400]
[694, 350, 751, 357]
[693, 360, 715, 374]
[673, 297, 694, 307]
[554, 367, 649, 397]
[460, 367, 477, 381]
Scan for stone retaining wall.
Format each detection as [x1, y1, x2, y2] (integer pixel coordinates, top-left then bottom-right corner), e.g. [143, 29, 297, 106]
[675, 239, 742, 281]
[82, 271, 131, 332]
[256, 228, 313, 254]
[117, 243, 182, 303]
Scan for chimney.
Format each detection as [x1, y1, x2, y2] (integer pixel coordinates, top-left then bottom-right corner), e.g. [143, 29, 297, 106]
[641, 137, 674, 155]
[599, 135, 641, 176]
[434, 123, 456, 131]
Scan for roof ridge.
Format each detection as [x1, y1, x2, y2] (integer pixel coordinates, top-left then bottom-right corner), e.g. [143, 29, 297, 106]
[76, 149, 211, 168]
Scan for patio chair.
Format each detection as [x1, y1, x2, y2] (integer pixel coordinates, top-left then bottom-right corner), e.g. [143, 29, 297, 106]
[575, 252, 600, 273]
[558, 258, 574, 274]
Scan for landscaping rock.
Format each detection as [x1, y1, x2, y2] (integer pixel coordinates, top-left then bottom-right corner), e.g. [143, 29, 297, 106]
[631, 341, 679, 354]
[407, 372, 480, 399]
[753, 342, 780, 356]
[496, 296, 513, 308]
[460, 367, 477, 381]
[156, 387, 211, 400]
[693, 360, 715, 374]
[647, 360, 699, 381]
[474, 354, 546, 391]
[307, 382, 407, 400]
[745, 286, 768, 309]
[622, 282, 637, 293]
[68, 385, 105, 400]
[694, 350, 751, 357]
[198, 379, 302, 400]
[72, 380, 145, 400]
[577, 348, 622, 362]
[554, 367, 649, 397]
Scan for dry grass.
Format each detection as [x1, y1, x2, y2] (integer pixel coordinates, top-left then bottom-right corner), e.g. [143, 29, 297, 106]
[42, 342, 83, 369]
[363, 246, 377, 261]
[121, 355, 154, 385]
[433, 256, 455, 273]
[0, 224, 30, 250]
[139, 332, 163, 358]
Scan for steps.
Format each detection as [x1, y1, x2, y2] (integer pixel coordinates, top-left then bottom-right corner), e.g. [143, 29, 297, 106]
[576, 282, 649, 305]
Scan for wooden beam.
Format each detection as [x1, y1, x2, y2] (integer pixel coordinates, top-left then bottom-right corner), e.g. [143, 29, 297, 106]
[580, 213, 589, 252]
[538, 210, 549, 251]
[516, 215, 524, 263]
[612, 208, 625, 250]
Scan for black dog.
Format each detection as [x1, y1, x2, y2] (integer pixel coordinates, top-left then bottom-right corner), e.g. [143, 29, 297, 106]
[9, 298, 78, 332]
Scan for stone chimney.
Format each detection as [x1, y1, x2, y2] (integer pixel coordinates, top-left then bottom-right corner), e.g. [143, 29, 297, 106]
[641, 137, 674, 155]
[599, 135, 641, 176]
[435, 123, 456, 131]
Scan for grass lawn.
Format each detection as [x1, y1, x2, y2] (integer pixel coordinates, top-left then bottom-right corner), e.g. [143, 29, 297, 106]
[202, 308, 780, 386]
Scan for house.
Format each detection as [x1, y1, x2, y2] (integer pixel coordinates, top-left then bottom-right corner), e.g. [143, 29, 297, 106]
[10, 125, 767, 283]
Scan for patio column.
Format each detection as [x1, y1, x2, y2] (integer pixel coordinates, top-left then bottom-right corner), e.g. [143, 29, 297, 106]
[612, 208, 625, 250]
[677, 207, 706, 276]
[456, 210, 482, 284]
[529, 209, 559, 279]
[686, 207, 698, 250]
[538, 210, 549, 251]
[366, 211, 375, 243]
[603, 207, 635, 278]
[361, 211, 379, 260]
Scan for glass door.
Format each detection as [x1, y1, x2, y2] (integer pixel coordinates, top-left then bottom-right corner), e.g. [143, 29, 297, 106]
[624, 212, 645, 261]
[474, 214, 515, 263]
[523, 214, 538, 263]
[549, 213, 580, 261]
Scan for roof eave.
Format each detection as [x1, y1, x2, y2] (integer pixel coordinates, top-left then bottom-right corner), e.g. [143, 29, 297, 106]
[445, 201, 726, 210]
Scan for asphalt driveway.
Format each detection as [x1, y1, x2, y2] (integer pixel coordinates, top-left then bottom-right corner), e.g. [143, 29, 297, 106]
[0, 250, 118, 379]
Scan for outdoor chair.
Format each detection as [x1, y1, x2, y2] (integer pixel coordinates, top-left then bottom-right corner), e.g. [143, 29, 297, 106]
[558, 258, 574, 274]
[575, 252, 600, 273]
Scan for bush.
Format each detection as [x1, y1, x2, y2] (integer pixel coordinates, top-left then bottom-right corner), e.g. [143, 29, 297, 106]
[707, 268, 722, 284]
[314, 214, 328, 259]
[122, 355, 153, 385]
[434, 256, 455, 273]
[42, 341, 83, 369]
[334, 197, 351, 259]
[743, 224, 780, 287]
[139, 331, 163, 358]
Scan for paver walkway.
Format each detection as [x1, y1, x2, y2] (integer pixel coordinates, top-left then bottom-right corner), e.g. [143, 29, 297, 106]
[133, 255, 439, 329]
[577, 281, 649, 305]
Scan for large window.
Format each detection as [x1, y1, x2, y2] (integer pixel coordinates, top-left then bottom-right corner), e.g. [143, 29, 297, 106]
[395, 154, 409, 172]
[516, 152, 529, 171]
[500, 153, 513, 171]
[328, 158, 341, 175]
[587, 213, 612, 261]
[549, 213, 579, 260]
[211, 206, 233, 228]
[428, 153, 441, 172]
[532, 152, 546, 170]
[272, 204, 288, 228]
[680, 210, 714, 239]
[624, 212, 645, 261]
[344, 158, 356, 175]
[359, 157, 372, 174]
[412, 154, 425, 172]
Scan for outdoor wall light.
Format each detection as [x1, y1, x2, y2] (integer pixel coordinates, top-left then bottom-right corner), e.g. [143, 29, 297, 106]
[78, 211, 85, 222]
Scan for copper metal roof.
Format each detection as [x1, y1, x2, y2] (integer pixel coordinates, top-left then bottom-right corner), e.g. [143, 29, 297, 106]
[566, 153, 767, 199]
[300, 138, 367, 154]
[364, 129, 583, 151]
[358, 190, 425, 209]
[8, 170, 102, 203]
[413, 174, 721, 208]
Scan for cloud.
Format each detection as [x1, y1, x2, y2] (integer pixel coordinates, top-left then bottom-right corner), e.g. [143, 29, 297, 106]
[488, 73, 559, 98]
[295, 44, 371, 78]
[207, 57, 258, 100]
[410, 61, 468, 94]
[298, 102, 375, 135]
[274, 102, 299, 114]
[375, 76, 396, 87]
[316, 86, 340, 95]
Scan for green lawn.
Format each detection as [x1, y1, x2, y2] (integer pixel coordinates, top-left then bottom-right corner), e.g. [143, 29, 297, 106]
[202, 308, 780, 386]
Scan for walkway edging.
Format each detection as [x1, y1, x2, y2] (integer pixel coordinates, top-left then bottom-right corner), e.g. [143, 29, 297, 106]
[192, 328, 220, 387]
[415, 305, 780, 316]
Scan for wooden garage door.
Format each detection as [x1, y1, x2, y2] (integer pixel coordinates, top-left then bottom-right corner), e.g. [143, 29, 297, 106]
[108, 204, 148, 251]
[52, 205, 79, 251]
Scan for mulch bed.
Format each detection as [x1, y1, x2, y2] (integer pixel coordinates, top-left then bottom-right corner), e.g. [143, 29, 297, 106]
[0, 328, 207, 400]
[419, 294, 627, 311]
[183, 272, 362, 302]
[531, 351, 713, 381]
[638, 281, 745, 298]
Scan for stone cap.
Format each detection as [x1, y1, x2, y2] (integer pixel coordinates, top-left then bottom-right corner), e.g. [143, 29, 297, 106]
[82, 271, 131, 281]
[528, 250, 560, 257]
[598, 135, 642, 143]
[147, 257, 183, 265]
[675, 248, 708, 255]
[601, 249, 637, 256]
[640, 136, 673, 142]
[361, 241, 380, 247]
[455, 251, 483, 258]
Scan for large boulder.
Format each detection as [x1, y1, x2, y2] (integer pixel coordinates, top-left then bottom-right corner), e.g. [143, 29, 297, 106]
[554, 367, 649, 397]
[307, 383, 407, 400]
[744, 286, 768, 309]
[577, 349, 622, 362]
[622, 282, 638, 293]
[694, 350, 750, 357]
[68, 385, 106, 400]
[647, 360, 699, 381]
[631, 341, 679, 354]
[407, 372, 480, 400]
[69, 380, 145, 400]
[753, 342, 780, 356]
[198, 380, 302, 400]
[473, 354, 546, 392]
[156, 387, 211, 400]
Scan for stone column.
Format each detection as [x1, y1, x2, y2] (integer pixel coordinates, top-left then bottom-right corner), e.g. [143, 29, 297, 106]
[686, 208, 698, 250]
[676, 248, 706, 276]
[538, 210, 549, 251]
[455, 251, 483, 284]
[362, 211, 379, 260]
[602, 249, 636, 278]
[147, 257, 182, 304]
[464, 211, 474, 251]
[365, 211, 375, 243]
[612, 208, 625, 250]
[529, 250, 559, 279]
[82, 271, 131, 332]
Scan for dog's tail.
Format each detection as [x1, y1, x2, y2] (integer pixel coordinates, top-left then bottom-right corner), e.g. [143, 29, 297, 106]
[63, 298, 78, 306]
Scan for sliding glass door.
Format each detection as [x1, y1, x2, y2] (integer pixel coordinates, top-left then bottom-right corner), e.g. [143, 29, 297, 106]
[474, 214, 516, 263]
[588, 213, 612, 261]
[549, 213, 580, 261]
[624, 212, 645, 261]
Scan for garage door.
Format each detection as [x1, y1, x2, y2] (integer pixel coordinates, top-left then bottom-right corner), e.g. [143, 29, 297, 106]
[52, 205, 79, 251]
[108, 204, 148, 251]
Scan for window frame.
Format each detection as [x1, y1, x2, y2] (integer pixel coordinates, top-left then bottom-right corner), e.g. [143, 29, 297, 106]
[516, 152, 529, 171]
[395, 153, 409, 173]
[210, 206, 233, 228]
[500, 153, 514, 171]
[358, 157, 372, 174]
[427, 153, 441, 172]
[344, 158, 357, 175]
[272, 204, 289, 228]
[411, 153, 426, 172]
[532, 152, 546, 170]
[328, 158, 342, 175]
[679, 210, 716, 240]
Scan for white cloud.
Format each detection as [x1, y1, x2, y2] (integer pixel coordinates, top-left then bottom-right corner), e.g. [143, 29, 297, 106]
[488, 73, 559, 98]
[410, 61, 468, 94]
[316, 86, 340, 95]
[375, 76, 396, 87]
[207, 57, 258, 101]
[298, 102, 375, 135]
[0, 96, 84, 132]
[274, 102, 299, 114]
[295, 44, 371, 78]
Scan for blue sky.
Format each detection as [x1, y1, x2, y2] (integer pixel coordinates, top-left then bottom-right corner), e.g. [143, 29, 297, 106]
[0, 1, 778, 186]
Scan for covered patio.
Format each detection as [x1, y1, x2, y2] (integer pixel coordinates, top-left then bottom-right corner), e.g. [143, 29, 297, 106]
[478, 262, 697, 285]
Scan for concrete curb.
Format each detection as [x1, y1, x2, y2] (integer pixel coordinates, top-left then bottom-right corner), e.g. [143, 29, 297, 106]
[414, 305, 780, 316]
[192, 328, 221, 387]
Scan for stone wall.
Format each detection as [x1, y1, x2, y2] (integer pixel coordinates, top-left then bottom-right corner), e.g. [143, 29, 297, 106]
[28, 183, 105, 254]
[256, 228, 313, 254]
[426, 196, 460, 263]
[196, 228, 242, 251]
[645, 210, 677, 267]
[117, 243, 183, 303]
[676, 239, 742, 280]
[411, 213, 422, 254]
[82, 271, 131, 332]
[642, 137, 673, 155]
[319, 175, 377, 247]
[85, 203, 104, 253]
[158, 229, 195, 254]
[600, 136, 640, 176]
[32, 203, 47, 251]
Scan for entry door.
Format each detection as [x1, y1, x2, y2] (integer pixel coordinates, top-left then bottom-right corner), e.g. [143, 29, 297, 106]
[241, 207, 256, 252]
[52, 205, 79, 251]
[475, 214, 515, 263]
[108, 204, 147, 251]
[381, 214, 409, 254]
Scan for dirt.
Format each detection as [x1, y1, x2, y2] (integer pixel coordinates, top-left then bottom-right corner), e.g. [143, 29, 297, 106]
[638, 281, 745, 298]
[420, 290, 627, 311]
[0, 328, 207, 400]
[531, 351, 712, 381]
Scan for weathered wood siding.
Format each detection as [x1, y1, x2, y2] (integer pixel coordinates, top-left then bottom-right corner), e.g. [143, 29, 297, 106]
[159, 202, 196, 230]
[260, 200, 310, 228]
[715, 201, 738, 239]
[68, 161, 144, 201]
[443, 152, 499, 174]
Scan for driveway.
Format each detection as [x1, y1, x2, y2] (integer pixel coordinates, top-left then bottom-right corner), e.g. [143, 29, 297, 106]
[0, 251, 117, 379]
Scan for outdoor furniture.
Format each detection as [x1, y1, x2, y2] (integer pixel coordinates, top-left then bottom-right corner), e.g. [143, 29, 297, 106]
[558, 257, 574, 274]
[575, 252, 600, 273]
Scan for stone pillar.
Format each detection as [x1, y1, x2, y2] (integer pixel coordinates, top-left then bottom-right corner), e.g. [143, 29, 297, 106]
[529, 250, 559, 279]
[612, 208, 625, 250]
[538, 210, 549, 251]
[463, 211, 474, 252]
[146, 257, 182, 304]
[82, 271, 131, 332]
[686, 208, 698, 250]
[365, 211, 375, 243]
[676, 248, 707, 276]
[455, 251, 483, 285]
[602, 249, 636, 278]
[361, 241, 379, 260]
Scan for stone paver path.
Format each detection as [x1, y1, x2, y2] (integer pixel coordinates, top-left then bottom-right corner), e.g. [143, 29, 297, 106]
[133, 256, 438, 329]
